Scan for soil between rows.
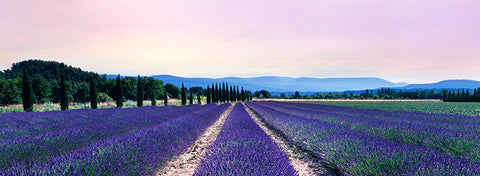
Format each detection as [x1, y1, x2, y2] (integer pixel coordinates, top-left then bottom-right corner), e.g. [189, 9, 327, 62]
[156, 105, 234, 176]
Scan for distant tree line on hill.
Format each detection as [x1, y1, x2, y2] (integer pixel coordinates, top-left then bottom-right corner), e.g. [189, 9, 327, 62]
[275, 88, 445, 100]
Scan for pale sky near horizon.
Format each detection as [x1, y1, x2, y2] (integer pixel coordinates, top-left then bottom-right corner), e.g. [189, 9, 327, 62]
[1, 0, 479, 84]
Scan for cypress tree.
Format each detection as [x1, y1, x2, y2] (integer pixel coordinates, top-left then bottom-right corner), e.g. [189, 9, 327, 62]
[449, 91, 453, 102]
[21, 68, 34, 112]
[211, 84, 215, 103]
[219, 83, 223, 102]
[233, 86, 236, 102]
[189, 92, 193, 105]
[236, 86, 240, 102]
[241, 87, 245, 102]
[224, 82, 227, 102]
[215, 84, 219, 103]
[225, 83, 229, 102]
[457, 89, 461, 101]
[229, 86, 233, 102]
[441, 89, 447, 102]
[89, 75, 98, 109]
[60, 74, 68, 110]
[197, 94, 201, 104]
[181, 83, 186, 105]
[137, 75, 143, 107]
[115, 75, 123, 107]
[206, 86, 211, 104]
[164, 92, 168, 106]
[466, 89, 470, 102]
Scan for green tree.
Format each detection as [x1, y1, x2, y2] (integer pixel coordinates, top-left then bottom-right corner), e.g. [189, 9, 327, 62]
[229, 85, 233, 102]
[189, 86, 204, 95]
[215, 83, 219, 103]
[236, 86, 239, 102]
[60, 74, 68, 110]
[181, 83, 187, 105]
[197, 94, 201, 104]
[241, 87, 245, 102]
[137, 75, 143, 107]
[163, 92, 168, 106]
[255, 90, 271, 98]
[189, 92, 193, 105]
[114, 75, 123, 107]
[211, 84, 215, 103]
[165, 83, 180, 99]
[31, 74, 52, 103]
[21, 68, 34, 111]
[89, 76, 98, 109]
[151, 95, 156, 106]
[144, 77, 163, 105]
[206, 86, 211, 104]
[466, 89, 470, 102]
[294, 91, 301, 99]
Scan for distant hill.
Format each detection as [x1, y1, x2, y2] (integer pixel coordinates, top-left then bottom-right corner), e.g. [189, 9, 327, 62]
[146, 75, 408, 92]
[399, 80, 480, 90]
[3, 59, 99, 82]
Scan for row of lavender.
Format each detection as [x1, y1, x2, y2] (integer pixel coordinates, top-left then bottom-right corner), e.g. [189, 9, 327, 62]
[193, 103, 297, 176]
[246, 101, 480, 175]
[1, 103, 229, 175]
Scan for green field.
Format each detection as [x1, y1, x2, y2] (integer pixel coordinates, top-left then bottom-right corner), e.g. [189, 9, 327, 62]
[311, 101, 480, 117]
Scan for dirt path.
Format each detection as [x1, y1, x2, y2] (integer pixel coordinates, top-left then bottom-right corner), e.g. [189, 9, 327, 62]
[156, 105, 234, 176]
[244, 104, 338, 176]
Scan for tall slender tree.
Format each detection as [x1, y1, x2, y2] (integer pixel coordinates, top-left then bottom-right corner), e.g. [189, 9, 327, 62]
[220, 82, 224, 103]
[236, 86, 240, 102]
[137, 75, 143, 107]
[181, 83, 186, 105]
[215, 83, 219, 103]
[115, 74, 123, 107]
[466, 89, 470, 101]
[60, 74, 68, 110]
[163, 92, 168, 106]
[206, 86, 211, 104]
[230, 85, 235, 102]
[441, 89, 447, 102]
[225, 83, 229, 102]
[241, 87, 245, 102]
[189, 92, 193, 105]
[21, 68, 34, 112]
[211, 84, 216, 103]
[89, 75, 98, 109]
[197, 94, 201, 104]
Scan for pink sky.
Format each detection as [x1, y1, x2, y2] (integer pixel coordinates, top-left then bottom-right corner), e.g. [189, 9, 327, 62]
[1, 0, 479, 83]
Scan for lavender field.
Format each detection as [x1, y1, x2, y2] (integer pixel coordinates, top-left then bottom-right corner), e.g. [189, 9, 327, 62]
[3, 100, 480, 175]
[0, 104, 229, 175]
[246, 101, 480, 175]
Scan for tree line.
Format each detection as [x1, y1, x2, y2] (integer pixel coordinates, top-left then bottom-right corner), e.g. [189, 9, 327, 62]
[19, 72, 253, 111]
[273, 88, 444, 100]
[180, 82, 252, 106]
[442, 88, 480, 102]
